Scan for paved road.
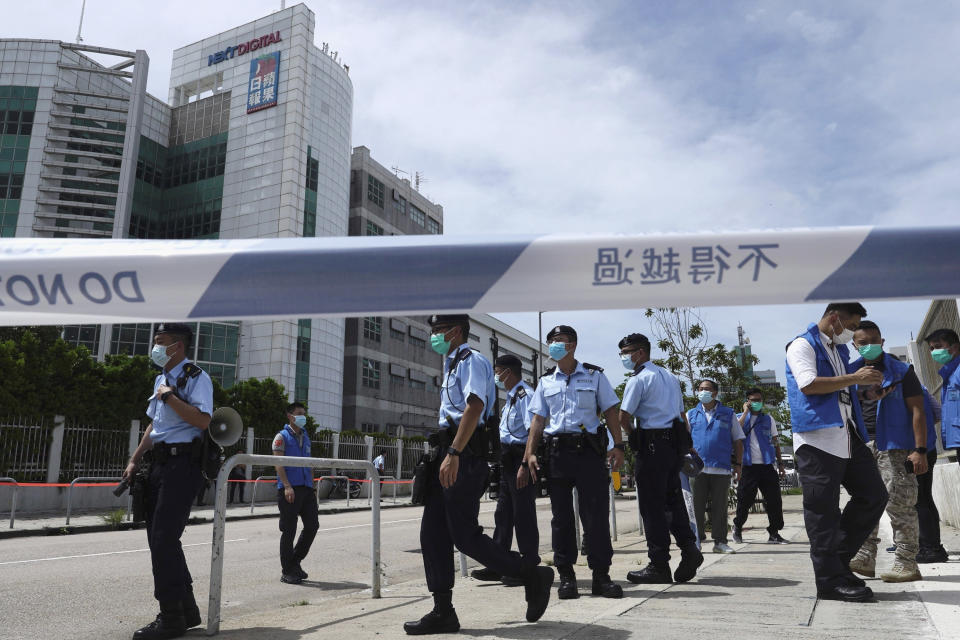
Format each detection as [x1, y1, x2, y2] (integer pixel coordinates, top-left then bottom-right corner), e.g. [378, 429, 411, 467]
[0, 496, 635, 640]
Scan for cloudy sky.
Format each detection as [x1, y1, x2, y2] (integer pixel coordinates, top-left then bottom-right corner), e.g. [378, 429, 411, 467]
[9, 1, 955, 388]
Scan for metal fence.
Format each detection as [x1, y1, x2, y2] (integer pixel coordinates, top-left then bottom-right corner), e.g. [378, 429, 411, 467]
[0, 417, 50, 482]
[59, 422, 131, 482]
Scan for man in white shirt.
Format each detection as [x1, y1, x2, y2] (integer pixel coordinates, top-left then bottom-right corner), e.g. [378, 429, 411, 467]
[785, 302, 887, 603]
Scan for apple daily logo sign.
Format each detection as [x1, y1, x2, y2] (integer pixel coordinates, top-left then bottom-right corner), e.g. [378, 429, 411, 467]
[208, 31, 282, 66]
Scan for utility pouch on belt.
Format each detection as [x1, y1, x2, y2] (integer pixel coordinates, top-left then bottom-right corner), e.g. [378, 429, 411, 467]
[672, 416, 693, 453]
[444, 417, 493, 458]
[627, 428, 640, 453]
[412, 433, 444, 506]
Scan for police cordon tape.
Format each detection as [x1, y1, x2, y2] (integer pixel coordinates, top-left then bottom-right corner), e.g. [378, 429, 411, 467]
[2, 225, 959, 325]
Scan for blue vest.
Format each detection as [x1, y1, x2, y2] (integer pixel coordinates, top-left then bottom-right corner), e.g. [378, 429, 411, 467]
[276, 425, 313, 489]
[851, 353, 936, 451]
[740, 412, 777, 465]
[688, 403, 736, 470]
[785, 323, 866, 440]
[939, 355, 960, 449]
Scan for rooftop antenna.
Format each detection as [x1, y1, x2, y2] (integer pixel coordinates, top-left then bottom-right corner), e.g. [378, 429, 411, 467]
[391, 165, 408, 178]
[737, 323, 746, 346]
[76, 0, 86, 43]
[415, 171, 427, 191]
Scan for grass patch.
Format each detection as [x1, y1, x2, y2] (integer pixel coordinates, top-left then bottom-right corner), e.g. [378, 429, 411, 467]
[101, 509, 127, 528]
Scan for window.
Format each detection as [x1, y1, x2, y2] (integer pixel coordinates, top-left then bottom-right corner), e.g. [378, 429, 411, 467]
[394, 196, 406, 216]
[367, 174, 384, 207]
[426, 217, 440, 234]
[295, 319, 311, 403]
[390, 327, 405, 341]
[361, 422, 379, 434]
[409, 378, 426, 390]
[110, 323, 153, 356]
[409, 204, 425, 226]
[62, 324, 100, 355]
[361, 358, 381, 389]
[362, 317, 382, 342]
[365, 220, 383, 236]
[409, 335, 426, 348]
[390, 373, 405, 386]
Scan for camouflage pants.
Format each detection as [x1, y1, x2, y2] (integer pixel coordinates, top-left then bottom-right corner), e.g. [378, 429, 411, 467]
[858, 442, 918, 566]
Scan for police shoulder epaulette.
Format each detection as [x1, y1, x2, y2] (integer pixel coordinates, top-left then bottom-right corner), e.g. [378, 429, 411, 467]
[516, 387, 527, 399]
[542, 366, 557, 376]
[582, 362, 604, 373]
[628, 363, 646, 377]
[181, 362, 203, 378]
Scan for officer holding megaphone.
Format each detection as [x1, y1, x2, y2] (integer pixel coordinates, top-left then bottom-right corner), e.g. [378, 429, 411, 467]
[123, 322, 215, 640]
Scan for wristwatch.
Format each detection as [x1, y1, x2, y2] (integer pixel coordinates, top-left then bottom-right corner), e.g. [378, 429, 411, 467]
[160, 390, 175, 403]
[446, 446, 461, 457]
[613, 443, 626, 451]
[913, 447, 928, 454]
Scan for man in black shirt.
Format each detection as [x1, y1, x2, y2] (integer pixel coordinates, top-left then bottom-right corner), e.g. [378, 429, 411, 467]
[847, 321, 929, 583]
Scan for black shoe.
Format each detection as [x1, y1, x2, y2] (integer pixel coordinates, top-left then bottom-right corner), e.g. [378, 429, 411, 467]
[133, 603, 187, 640]
[817, 584, 875, 602]
[403, 608, 460, 635]
[916, 547, 949, 564]
[885, 544, 896, 553]
[627, 563, 672, 584]
[294, 563, 309, 580]
[732, 526, 743, 544]
[471, 567, 501, 581]
[591, 573, 623, 598]
[768, 533, 788, 544]
[674, 548, 704, 583]
[501, 574, 524, 587]
[523, 566, 555, 622]
[557, 574, 579, 599]
[281, 572, 303, 584]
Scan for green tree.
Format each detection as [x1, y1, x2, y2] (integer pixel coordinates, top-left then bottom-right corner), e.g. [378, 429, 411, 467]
[645, 307, 707, 397]
[221, 377, 292, 439]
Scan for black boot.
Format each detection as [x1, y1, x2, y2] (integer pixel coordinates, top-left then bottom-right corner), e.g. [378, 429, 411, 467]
[181, 588, 201, 629]
[591, 570, 623, 598]
[556, 565, 579, 599]
[522, 566, 554, 622]
[133, 602, 187, 640]
[404, 592, 460, 636]
[470, 567, 501, 581]
[674, 547, 704, 583]
[627, 562, 672, 584]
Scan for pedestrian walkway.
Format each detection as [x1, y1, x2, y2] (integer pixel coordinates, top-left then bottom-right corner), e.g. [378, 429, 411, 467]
[212, 494, 960, 640]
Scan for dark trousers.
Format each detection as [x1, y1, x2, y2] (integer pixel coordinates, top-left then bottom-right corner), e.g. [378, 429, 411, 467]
[145, 454, 203, 604]
[277, 485, 319, 573]
[492, 449, 540, 567]
[421, 453, 523, 594]
[916, 450, 942, 551]
[228, 471, 245, 503]
[693, 473, 731, 543]
[734, 464, 784, 533]
[635, 432, 697, 566]
[795, 431, 888, 591]
[548, 445, 613, 571]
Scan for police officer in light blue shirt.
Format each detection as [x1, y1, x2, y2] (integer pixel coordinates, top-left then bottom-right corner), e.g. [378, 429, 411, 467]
[124, 323, 213, 639]
[618, 332, 703, 585]
[405, 314, 553, 636]
[471, 354, 540, 586]
[524, 325, 624, 600]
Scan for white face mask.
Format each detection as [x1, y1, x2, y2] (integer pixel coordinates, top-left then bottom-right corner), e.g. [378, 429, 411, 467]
[833, 327, 854, 345]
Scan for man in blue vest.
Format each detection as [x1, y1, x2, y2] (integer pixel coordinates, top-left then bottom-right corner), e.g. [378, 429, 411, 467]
[847, 321, 931, 583]
[785, 302, 888, 602]
[918, 328, 960, 563]
[688, 380, 744, 554]
[732, 387, 788, 545]
[273, 401, 319, 585]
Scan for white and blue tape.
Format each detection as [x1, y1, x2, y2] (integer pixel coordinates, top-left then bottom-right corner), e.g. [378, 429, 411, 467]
[0, 226, 957, 326]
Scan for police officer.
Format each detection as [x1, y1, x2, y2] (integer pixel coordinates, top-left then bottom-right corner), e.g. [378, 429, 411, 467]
[524, 325, 624, 600]
[273, 401, 320, 585]
[124, 323, 213, 639]
[404, 314, 553, 636]
[618, 333, 703, 585]
[471, 354, 540, 586]
[688, 379, 744, 554]
[785, 303, 887, 602]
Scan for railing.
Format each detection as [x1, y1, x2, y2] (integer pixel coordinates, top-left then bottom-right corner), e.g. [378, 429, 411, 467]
[317, 475, 354, 506]
[0, 478, 18, 528]
[65, 476, 122, 525]
[206, 454, 380, 637]
[248, 476, 276, 513]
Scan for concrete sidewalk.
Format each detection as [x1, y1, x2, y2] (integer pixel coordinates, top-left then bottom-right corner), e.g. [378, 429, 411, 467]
[211, 494, 960, 640]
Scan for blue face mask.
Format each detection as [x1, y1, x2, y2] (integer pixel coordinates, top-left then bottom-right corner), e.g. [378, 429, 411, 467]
[430, 329, 451, 355]
[932, 348, 954, 365]
[151, 343, 174, 368]
[548, 341, 568, 361]
[494, 374, 505, 390]
[621, 354, 635, 370]
[697, 390, 714, 404]
[292, 415, 307, 428]
[857, 343, 883, 360]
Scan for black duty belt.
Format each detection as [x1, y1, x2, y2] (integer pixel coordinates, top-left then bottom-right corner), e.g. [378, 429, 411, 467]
[642, 427, 675, 441]
[501, 443, 527, 457]
[152, 440, 196, 464]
